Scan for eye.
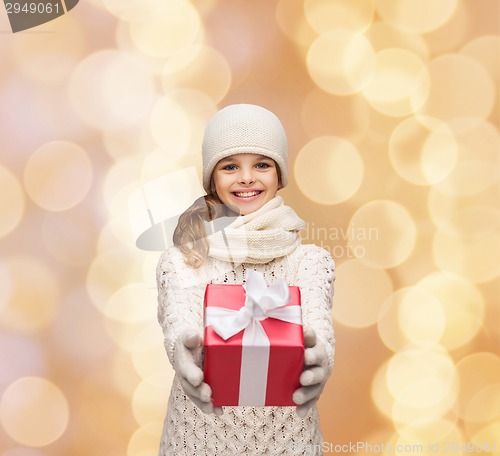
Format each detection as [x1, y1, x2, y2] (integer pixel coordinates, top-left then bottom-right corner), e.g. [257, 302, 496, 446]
[222, 164, 237, 171]
[256, 162, 270, 169]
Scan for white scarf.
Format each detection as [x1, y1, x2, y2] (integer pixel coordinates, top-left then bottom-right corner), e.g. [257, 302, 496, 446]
[206, 196, 306, 264]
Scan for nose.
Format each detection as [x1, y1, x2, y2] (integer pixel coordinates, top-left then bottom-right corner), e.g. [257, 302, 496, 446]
[237, 167, 255, 185]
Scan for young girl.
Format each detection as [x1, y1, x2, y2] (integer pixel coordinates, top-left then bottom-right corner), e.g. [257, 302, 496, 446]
[156, 104, 335, 455]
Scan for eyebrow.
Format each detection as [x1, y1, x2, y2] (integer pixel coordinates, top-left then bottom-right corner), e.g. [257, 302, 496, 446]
[218, 155, 273, 163]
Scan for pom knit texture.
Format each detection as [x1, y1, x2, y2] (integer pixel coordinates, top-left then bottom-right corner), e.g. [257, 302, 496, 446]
[156, 243, 335, 456]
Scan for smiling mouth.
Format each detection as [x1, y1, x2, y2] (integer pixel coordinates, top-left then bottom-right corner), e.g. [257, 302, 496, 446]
[232, 191, 262, 198]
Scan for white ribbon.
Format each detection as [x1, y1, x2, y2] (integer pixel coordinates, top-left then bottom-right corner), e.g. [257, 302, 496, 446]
[205, 270, 302, 405]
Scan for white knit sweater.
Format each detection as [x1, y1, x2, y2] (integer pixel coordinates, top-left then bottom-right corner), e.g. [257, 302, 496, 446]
[156, 243, 335, 456]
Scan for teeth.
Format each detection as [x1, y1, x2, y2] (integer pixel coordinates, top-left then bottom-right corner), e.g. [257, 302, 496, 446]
[234, 191, 260, 198]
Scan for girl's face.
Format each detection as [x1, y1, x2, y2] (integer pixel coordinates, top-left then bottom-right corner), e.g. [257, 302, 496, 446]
[212, 153, 280, 215]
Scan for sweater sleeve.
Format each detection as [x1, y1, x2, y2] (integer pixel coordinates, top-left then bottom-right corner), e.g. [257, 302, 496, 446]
[156, 248, 205, 371]
[295, 245, 336, 377]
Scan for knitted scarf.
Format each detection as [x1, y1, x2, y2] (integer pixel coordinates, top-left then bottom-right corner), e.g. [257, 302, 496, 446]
[206, 196, 306, 264]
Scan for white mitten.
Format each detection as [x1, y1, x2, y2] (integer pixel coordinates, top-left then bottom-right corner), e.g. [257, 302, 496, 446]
[174, 329, 223, 416]
[293, 326, 329, 418]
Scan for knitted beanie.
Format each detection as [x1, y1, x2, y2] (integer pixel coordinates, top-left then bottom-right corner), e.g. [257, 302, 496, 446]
[201, 104, 289, 193]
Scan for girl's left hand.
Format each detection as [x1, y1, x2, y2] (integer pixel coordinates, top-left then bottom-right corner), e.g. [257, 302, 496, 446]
[175, 329, 223, 416]
[293, 326, 329, 418]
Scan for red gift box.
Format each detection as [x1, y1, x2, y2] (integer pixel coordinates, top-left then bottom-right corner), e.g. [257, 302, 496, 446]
[203, 271, 304, 406]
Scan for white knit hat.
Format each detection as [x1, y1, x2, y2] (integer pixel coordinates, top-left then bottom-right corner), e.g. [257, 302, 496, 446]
[202, 104, 288, 193]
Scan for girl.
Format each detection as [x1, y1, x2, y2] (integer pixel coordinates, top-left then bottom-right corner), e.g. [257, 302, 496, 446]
[156, 104, 335, 455]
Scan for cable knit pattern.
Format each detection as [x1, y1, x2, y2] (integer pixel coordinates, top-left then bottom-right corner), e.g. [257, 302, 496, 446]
[156, 243, 335, 456]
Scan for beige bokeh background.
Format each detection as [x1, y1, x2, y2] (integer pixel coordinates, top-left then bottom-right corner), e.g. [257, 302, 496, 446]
[0, 0, 499, 455]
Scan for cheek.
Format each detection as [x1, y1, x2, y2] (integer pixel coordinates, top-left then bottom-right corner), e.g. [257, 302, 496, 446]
[212, 173, 225, 190]
[266, 172, 279, 189]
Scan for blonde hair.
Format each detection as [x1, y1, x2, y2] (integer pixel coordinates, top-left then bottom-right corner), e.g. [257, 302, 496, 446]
[174, 164, 282, 268]
[173, 192, 235, 268]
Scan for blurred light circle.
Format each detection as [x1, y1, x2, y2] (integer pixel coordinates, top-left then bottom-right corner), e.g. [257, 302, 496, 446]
[386, 343, 457, 410]
[161, 45, 202, 76]
[102, 0, 170, 22]
[151, 89, 217, 171]
[140, 149, 181, 183]
[415, 54, 495, 123]
[275, 0, 317, 48]
[334, 259, 393, 328]
[376, 0, 458, 34]
[0, 260, 11, 313]
[69, 50, 156, 131]
[371, 359, 394, 420]
[102, 122, 156, 162]
[396, 422, 463, 454]
[131, 323, 175, 380]
[378, 287, 445, 353]
[129, 2, 202, 59]
[104, 283, 156, 324]
[162, 45, 232, 104]
[464, 383, 500, 424]
[307, 30, 375, 95]
[102, 156, 143, 212]
[50, 288, 114, 365]
[86, 248, 143, 313]
[12, 14, 85, 85]
[377, 288, 409, 352]
[399, 288, 446, 344]
[0, 73, 87, 155]
[104, 319, 151, 352]
[115, 19, 168, 77]
[434, 119, 499, 197]
[362, 48, 429, 117]
[0, 377, 69, 447]
[301, 89, 370, 144]
[461, 35, 500, 87]
[141, 254, 162, 287]
[428, 186, 499, 239]
[455, 352, 500, 420]
[304, 0, 375, 34]
[0, 334, 47, 391]
[127, 422, 163, 456]
[76, 372, 134, 449]
[1, 257, 60, 333]
[432, 229, 500, 284]
[0, 165, 24, 239]
[104, 180, 163, 255]
[200, 8, 260, 90]
[41, 208, 97, 266]
[132, 374, 170, 425]
[355, 430, 395, 456]
[389, 116, 458, 185]
[101, 0, 143, 21]
[103, 212, 140, 251]
[470, 423, 500, 455]
[392, 396, 458, 430]
[23, 141, 93, 212]
[366, 22, 429, 60]
[149, 97, 192, 156]
[1, 449, 45, 456]
[110, 351, 142, 399]
[417, 272, 484, 350]
[347, 200, 417, 269]
[294, 136, 364, 205]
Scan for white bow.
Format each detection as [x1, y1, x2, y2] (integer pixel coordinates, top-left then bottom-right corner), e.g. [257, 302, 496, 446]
[206, 269, 301, 341]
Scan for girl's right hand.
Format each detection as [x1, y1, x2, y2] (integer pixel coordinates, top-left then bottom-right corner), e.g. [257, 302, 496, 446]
[174, 329, 223, 416]
[293, 326, 329, 418]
